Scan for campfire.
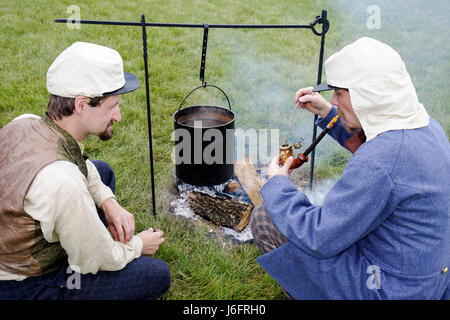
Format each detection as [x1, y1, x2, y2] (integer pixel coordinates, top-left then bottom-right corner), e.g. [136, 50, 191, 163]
[169, 157, 267, 243]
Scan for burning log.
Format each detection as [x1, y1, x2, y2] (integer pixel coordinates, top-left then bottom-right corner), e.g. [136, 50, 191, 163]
[234, 157, 264, 206]
[188, 190, 254, 232]
[224, 181, 241, 193]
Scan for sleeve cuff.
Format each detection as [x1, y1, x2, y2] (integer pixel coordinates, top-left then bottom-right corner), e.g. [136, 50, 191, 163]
[129, 235, 143, 258]
[315, 105, 338, 129]
[97, 194, 116, 209]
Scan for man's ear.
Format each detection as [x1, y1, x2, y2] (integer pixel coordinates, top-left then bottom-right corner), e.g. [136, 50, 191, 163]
[74, 96, 90, 114]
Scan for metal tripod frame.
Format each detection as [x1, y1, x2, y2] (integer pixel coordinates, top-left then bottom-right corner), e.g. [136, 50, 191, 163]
[55, 10, 329, 217]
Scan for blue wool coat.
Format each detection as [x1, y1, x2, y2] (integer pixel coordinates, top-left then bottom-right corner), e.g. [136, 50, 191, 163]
[257, 107, 450, 299]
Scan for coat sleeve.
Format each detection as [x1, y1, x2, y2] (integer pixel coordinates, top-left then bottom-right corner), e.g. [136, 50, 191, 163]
[260, 155, 399, 258]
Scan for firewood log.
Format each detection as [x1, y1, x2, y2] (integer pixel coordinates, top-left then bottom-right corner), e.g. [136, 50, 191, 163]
[188, 190, 253, 232]
[234, 157, 264, 206]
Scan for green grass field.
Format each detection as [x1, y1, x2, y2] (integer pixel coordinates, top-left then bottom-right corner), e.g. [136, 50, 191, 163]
[1, 0, 448, 299]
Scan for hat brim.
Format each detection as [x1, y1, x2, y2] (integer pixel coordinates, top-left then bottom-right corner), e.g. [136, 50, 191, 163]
[103, 73, 140, 96]
[312, 82, 340, 92]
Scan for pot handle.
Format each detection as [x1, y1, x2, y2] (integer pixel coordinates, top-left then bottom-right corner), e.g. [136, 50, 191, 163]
[178, 83, 232, 112]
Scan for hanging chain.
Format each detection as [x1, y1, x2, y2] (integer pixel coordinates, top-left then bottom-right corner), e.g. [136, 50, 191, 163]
[284, 104, 298, 145]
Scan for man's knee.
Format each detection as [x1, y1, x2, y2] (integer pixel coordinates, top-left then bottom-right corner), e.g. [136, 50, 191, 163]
[155, 259, 172, 294]
[91, 160, 115, 193]
[139, 257, 172, 299]
[250, 203, 288, 254]
[250, 204, 268, 238]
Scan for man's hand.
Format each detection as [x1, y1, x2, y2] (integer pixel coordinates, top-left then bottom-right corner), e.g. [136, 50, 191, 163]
[101, 198, 135, 243]
[137, 228, 165, 255]
[267, 155, 294, 179]
[295, 86, 332, 118]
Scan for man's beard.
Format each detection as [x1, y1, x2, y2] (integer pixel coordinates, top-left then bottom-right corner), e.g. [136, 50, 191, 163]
[99, 121, 114, 141]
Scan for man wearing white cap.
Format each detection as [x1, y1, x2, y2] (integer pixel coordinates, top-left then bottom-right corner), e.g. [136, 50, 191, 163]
[0, 42, 171, 299]
[251, 37, 449, 299]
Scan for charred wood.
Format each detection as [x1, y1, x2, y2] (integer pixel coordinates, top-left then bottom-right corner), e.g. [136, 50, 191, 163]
[188, 190, 253, 232]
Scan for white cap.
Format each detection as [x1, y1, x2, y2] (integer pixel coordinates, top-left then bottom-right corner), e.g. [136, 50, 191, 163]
[315, 37, 429, 141]
[46, 42, 139, 98]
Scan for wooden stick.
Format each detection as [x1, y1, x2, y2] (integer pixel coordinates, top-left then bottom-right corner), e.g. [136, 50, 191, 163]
[234, 157, 264, 206]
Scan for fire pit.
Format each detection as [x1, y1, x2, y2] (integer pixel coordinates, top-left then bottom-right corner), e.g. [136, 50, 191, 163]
[169, 157, 267, 243]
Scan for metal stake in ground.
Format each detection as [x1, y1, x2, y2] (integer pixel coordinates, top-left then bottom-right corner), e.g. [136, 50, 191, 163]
[141, 14, 157, 217]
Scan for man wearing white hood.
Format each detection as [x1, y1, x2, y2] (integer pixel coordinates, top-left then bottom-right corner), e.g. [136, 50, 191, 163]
[251, 37, 449, 299]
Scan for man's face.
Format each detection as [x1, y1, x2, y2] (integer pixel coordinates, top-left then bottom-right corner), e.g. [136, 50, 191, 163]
[330, 89, 362, 132]
[85, 95, 121, 141]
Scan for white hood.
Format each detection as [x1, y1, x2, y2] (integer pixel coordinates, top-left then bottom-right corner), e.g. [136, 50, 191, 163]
[324, 37, 429, 141]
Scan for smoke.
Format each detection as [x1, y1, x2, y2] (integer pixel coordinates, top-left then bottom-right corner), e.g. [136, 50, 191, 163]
[211, 28, 340, 167]
[328, 0, 450, 128]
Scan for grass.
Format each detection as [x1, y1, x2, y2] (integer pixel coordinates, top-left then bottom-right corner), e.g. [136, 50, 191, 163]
[1, 0, 448, 299]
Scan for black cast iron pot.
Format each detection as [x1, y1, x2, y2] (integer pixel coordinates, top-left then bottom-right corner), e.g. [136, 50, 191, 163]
[173, 84, 235, 186]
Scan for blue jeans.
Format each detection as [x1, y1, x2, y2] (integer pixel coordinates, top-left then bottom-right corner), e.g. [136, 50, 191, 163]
[0, 160, 171, 300]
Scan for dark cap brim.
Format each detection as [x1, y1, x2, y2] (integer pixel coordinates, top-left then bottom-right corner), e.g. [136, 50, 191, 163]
[312, 82, 340, 92]
[103, 73, 139, 96]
